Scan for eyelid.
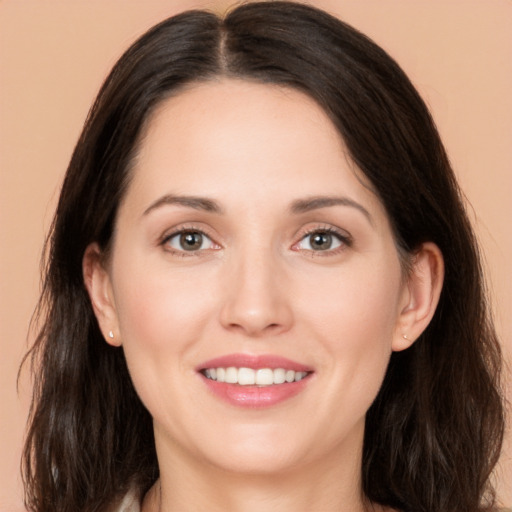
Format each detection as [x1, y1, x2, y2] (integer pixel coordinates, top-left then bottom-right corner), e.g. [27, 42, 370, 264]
[160, 223, 221, 255]
[291, 224, 353, 253]
[158, 222, 352, 256]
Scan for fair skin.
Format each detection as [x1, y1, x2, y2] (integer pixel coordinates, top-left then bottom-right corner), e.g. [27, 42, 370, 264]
[84, 79, 443, 512]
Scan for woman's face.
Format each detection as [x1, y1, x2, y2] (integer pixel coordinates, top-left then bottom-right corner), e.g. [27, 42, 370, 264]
[100, 80, 412, 475]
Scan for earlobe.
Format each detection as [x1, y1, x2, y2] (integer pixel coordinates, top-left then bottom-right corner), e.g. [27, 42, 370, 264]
[82, 243, 121, 347]
[392, 242, 444, 352]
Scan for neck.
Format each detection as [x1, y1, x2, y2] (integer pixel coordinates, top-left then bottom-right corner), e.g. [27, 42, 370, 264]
[144, 469, 371, 512]
[143, 424, 378, 512]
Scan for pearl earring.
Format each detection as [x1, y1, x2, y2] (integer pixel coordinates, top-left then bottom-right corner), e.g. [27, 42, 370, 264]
[402, 334, 408, 340]
[108, 331, 114, 339]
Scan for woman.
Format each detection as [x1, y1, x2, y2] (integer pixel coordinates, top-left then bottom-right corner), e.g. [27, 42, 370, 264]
[22, 2, 505, 511]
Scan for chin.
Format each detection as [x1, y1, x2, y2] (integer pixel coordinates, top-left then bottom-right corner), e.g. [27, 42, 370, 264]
[198, 413, 366, 480]
[206, 447, 304, 476]
[193, 423, 323, 476]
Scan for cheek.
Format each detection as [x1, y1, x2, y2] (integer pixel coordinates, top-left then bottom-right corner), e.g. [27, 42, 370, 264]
[112, 257, 216, 345]
[110, 259, 220, 421]
[109, 256, 220, 405]
[300, 258, 401, 342]
[297, 257, 402, 395]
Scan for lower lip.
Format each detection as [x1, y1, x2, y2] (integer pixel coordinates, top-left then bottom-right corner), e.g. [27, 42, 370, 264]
[200, 375, 312, 408]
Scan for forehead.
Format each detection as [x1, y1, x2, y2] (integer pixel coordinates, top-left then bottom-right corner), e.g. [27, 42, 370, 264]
[123, 79, 381, 219]
[136, 78, 345, 168]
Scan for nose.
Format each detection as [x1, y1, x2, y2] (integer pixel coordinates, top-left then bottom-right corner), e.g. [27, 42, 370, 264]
[219, 250, 294, 337]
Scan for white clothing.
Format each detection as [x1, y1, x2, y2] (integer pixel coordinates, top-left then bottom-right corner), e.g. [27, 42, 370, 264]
[115, 489, 141, 512]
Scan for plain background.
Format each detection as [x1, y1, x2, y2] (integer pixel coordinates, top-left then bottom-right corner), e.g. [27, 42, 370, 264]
[1, 1, 510, 509]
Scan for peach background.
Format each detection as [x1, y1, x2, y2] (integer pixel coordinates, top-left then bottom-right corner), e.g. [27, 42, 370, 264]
[1, 1, 510, 510]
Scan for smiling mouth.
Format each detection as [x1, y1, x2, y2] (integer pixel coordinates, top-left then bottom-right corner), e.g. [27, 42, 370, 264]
[201, 367, 311, 386]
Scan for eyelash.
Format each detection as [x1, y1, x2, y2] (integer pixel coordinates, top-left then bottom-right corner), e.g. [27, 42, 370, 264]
[293, 226, 352, 256]
[160, 225, 218, 257]
[160, 225, 352, 256]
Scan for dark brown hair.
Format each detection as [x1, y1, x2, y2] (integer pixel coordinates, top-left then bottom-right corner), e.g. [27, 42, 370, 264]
[22, 2, 505, 511]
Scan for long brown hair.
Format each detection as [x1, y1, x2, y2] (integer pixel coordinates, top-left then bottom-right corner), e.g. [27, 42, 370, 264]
[22, 2, 505, 511]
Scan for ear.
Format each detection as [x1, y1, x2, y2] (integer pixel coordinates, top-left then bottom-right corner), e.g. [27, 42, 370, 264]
[392, 242, 444, 351]
[82, 243, 121, 347]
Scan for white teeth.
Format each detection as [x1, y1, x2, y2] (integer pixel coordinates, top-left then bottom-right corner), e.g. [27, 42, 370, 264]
[225, 367, 238, 383]
[273, 368, 286, 384]
[238, 367, 255, 385]
[203, 367, 309, 386]
[256, 368, 273, 386]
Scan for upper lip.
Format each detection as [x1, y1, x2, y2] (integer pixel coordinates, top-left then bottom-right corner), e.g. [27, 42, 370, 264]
[196, 353, 313, 373]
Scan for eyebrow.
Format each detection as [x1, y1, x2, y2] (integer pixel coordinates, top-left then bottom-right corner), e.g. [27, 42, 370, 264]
[289, 196, 373, 224]
[143, 193, 372, 224]
[143, 194, 224, 216]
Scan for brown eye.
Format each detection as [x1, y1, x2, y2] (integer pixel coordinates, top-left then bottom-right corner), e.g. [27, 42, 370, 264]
[297, 230, 345, 252]
[180, 232, 203, 251]
[165, 231, 214, 252]
[310, 232, 333, 250]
